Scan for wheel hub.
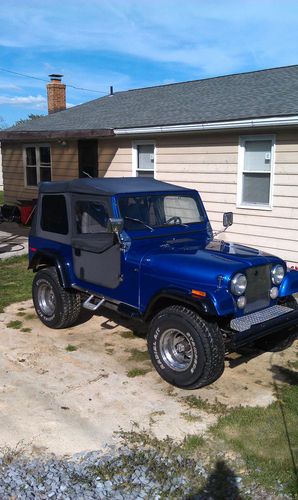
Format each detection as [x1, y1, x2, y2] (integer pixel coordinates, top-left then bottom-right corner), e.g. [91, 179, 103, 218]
[38, 282, 56, 316]
[159, 328, 194, 372]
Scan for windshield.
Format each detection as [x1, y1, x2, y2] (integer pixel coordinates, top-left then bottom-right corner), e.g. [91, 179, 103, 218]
[118, 193, 205, 231]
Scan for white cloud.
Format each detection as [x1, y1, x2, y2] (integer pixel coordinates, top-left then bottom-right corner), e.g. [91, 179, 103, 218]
[0, 94, 47, 106]
[0, 0, 298, 74]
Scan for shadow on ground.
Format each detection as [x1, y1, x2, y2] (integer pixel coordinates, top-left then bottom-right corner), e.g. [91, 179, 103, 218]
[189, 460, 243, 499]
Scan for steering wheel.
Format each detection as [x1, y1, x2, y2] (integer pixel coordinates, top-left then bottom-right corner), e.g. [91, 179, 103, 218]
[166, 216, 182, 225]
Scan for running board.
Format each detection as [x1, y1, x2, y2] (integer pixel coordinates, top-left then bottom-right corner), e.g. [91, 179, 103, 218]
[82, 295, 105, 311]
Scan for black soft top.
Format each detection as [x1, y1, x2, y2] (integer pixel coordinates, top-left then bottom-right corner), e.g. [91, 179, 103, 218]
[39, 177, 191, 196]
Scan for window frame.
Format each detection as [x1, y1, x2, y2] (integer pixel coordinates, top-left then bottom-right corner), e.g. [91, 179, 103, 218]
[237, 134, 275, 211]
[132, 140, 156, 178]
[23, 143, 52, 188]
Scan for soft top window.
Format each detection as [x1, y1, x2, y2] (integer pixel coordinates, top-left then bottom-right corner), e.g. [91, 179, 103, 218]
[118, 194, 204, 231]
[41, 195, 68, 234]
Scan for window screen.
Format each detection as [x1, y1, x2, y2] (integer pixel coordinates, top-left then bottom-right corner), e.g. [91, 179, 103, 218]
[240, 138, 273, 206]
[41, 195, 68, 234]
[136, 144, 154, 178]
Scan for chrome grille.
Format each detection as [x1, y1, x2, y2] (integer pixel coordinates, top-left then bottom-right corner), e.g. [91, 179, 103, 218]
[230, 305, 293, 332]
[245, 265, 271, 314]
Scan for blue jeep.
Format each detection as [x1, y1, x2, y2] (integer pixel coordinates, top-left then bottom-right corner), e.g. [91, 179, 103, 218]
[29, 178, 298, 389]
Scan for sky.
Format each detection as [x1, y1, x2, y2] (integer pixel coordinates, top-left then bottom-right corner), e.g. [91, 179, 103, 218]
[1, 0, 298, 126]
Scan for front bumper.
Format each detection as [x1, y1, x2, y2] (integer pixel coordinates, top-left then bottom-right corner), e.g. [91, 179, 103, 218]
[228, 305, 298, 349]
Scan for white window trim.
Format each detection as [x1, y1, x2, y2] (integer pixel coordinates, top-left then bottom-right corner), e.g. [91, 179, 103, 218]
[237, 134, 275, 211]
[23, 143, 52, 188]
[132, 140, 156, 177]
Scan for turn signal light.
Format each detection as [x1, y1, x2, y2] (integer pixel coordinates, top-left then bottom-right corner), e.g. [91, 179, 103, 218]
[192, 289, 206, 298]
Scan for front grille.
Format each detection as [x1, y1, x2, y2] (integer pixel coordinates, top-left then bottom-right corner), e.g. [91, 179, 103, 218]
[230, 305, 293, 332]
[245, 265, 271, 314]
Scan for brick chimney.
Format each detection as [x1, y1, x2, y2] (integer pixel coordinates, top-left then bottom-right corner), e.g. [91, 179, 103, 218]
[47, 74, 66, 114]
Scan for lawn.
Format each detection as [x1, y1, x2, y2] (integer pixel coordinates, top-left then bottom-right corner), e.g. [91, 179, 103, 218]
[211, 381, 298, 496]
[0, 191, 4, 205]
[0, 255, 32, 312]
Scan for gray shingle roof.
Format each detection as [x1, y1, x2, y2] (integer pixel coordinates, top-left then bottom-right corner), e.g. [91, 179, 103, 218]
[7, 65, 298, 133]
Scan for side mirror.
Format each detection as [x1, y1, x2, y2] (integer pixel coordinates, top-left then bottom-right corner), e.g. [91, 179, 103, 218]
[223, 212, 233, 228]
[107, 217, 124, 235]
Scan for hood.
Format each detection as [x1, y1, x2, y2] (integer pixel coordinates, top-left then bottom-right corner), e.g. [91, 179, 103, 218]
[140, 238, 283, 289]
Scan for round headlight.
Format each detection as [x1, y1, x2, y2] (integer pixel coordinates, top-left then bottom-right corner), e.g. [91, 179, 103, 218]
[231, 273, 247, 296]
[271, 265, 285, 285]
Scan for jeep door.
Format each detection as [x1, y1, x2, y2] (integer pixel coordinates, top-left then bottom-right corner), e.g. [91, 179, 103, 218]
[71, 196, 121, 288]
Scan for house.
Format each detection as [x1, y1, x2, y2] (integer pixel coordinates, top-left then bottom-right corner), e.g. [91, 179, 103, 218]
[1, 66, 298, 267]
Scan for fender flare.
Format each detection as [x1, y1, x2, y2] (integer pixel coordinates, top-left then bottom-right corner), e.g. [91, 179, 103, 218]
[29, 250, 71, 289]
[143, 288, 217, 321]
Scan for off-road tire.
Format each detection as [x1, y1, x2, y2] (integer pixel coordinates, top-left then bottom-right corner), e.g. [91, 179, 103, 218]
[32, 267, 81, 329]
[254, 295, 298, 352]
[147, 305, 225, 389]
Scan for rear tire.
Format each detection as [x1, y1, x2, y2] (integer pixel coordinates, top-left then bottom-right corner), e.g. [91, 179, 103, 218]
[147, 305, 225, 389]
[32, 267, 81, 329]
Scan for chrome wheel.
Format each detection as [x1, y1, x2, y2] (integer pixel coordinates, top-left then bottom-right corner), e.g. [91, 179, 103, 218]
[159, 328, 194, 371]
[37, 281, 56, 316]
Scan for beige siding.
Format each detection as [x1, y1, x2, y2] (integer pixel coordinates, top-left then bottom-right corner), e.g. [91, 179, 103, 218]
[2, 130, 298, 267]
[153, 131, 298, 267]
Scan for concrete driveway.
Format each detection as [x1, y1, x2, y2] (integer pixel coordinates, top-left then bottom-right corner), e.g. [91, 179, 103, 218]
[0, 221, 29, 258]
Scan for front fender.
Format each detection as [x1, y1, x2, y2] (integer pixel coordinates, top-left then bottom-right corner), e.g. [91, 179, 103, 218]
[279, 270, 298, 297]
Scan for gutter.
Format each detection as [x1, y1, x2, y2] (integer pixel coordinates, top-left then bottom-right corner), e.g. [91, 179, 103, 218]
[114, 115, 298, 135]
[0, 129, 114, 141]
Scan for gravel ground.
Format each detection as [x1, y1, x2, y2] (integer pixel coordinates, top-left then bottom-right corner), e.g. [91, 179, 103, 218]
[0, 443, 290, 500]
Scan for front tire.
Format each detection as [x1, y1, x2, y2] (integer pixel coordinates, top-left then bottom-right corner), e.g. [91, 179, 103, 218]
[147, 305, 225, 389]
[32, 267, 81, 329]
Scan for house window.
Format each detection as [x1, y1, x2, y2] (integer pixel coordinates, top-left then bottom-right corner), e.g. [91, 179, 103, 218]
[133, 143, 155, 177]
[24, 144, 52, 186]
[238, 135, 275, 209]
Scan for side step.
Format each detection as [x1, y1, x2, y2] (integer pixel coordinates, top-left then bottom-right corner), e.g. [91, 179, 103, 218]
[82, 295, 105, 312]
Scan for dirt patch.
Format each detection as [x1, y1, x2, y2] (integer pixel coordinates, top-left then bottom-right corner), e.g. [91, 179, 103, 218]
[0, 300, 297, 456]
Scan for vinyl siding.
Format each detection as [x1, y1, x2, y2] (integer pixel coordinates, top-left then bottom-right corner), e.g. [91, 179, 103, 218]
[2, 131, 298, 267]
[96, 132, 298, 266]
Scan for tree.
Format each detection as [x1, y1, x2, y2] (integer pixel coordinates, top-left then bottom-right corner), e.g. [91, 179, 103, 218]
[14, 113, 45, 126]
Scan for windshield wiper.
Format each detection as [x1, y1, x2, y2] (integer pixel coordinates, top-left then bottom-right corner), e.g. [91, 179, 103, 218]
[124, 216, 154, 231]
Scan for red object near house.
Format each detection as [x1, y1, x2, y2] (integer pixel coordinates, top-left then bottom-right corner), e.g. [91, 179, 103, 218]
[18, 200, 36, 225]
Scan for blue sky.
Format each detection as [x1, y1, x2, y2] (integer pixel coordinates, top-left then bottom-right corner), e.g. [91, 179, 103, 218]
[1, 0, 298, 126]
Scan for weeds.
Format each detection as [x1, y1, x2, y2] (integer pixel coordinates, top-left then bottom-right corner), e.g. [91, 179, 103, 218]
[20, 327, 32, 333]
[120, 330, 134, 339]
[182, 395, 228, 415]
[127, 368, 151, 378]
[24, 313, 36, 320]
[127, 347, 150, 362]
[65, 344, 78, 352]
[6, 320, 23, 329]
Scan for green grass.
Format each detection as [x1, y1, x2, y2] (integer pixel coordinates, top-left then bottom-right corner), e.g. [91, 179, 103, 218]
[210, 384, 298, 496]
[65, 344, 78, 352]
[127, 347, 150, 362]
[127, 367, 151, 377]
[0, 256, 32, 313]
[0, 191, 4, 205]
[182, 395, 228, 415]
[24, 313, 36, 320]
[119, 330, 134, 339]
[20, 327, 31, 333]
[6, 320, 23, 329]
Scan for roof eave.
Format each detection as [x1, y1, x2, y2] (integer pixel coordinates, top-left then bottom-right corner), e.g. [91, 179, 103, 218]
[0, 128, 114, 142]
[114, 115, 298, 135]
